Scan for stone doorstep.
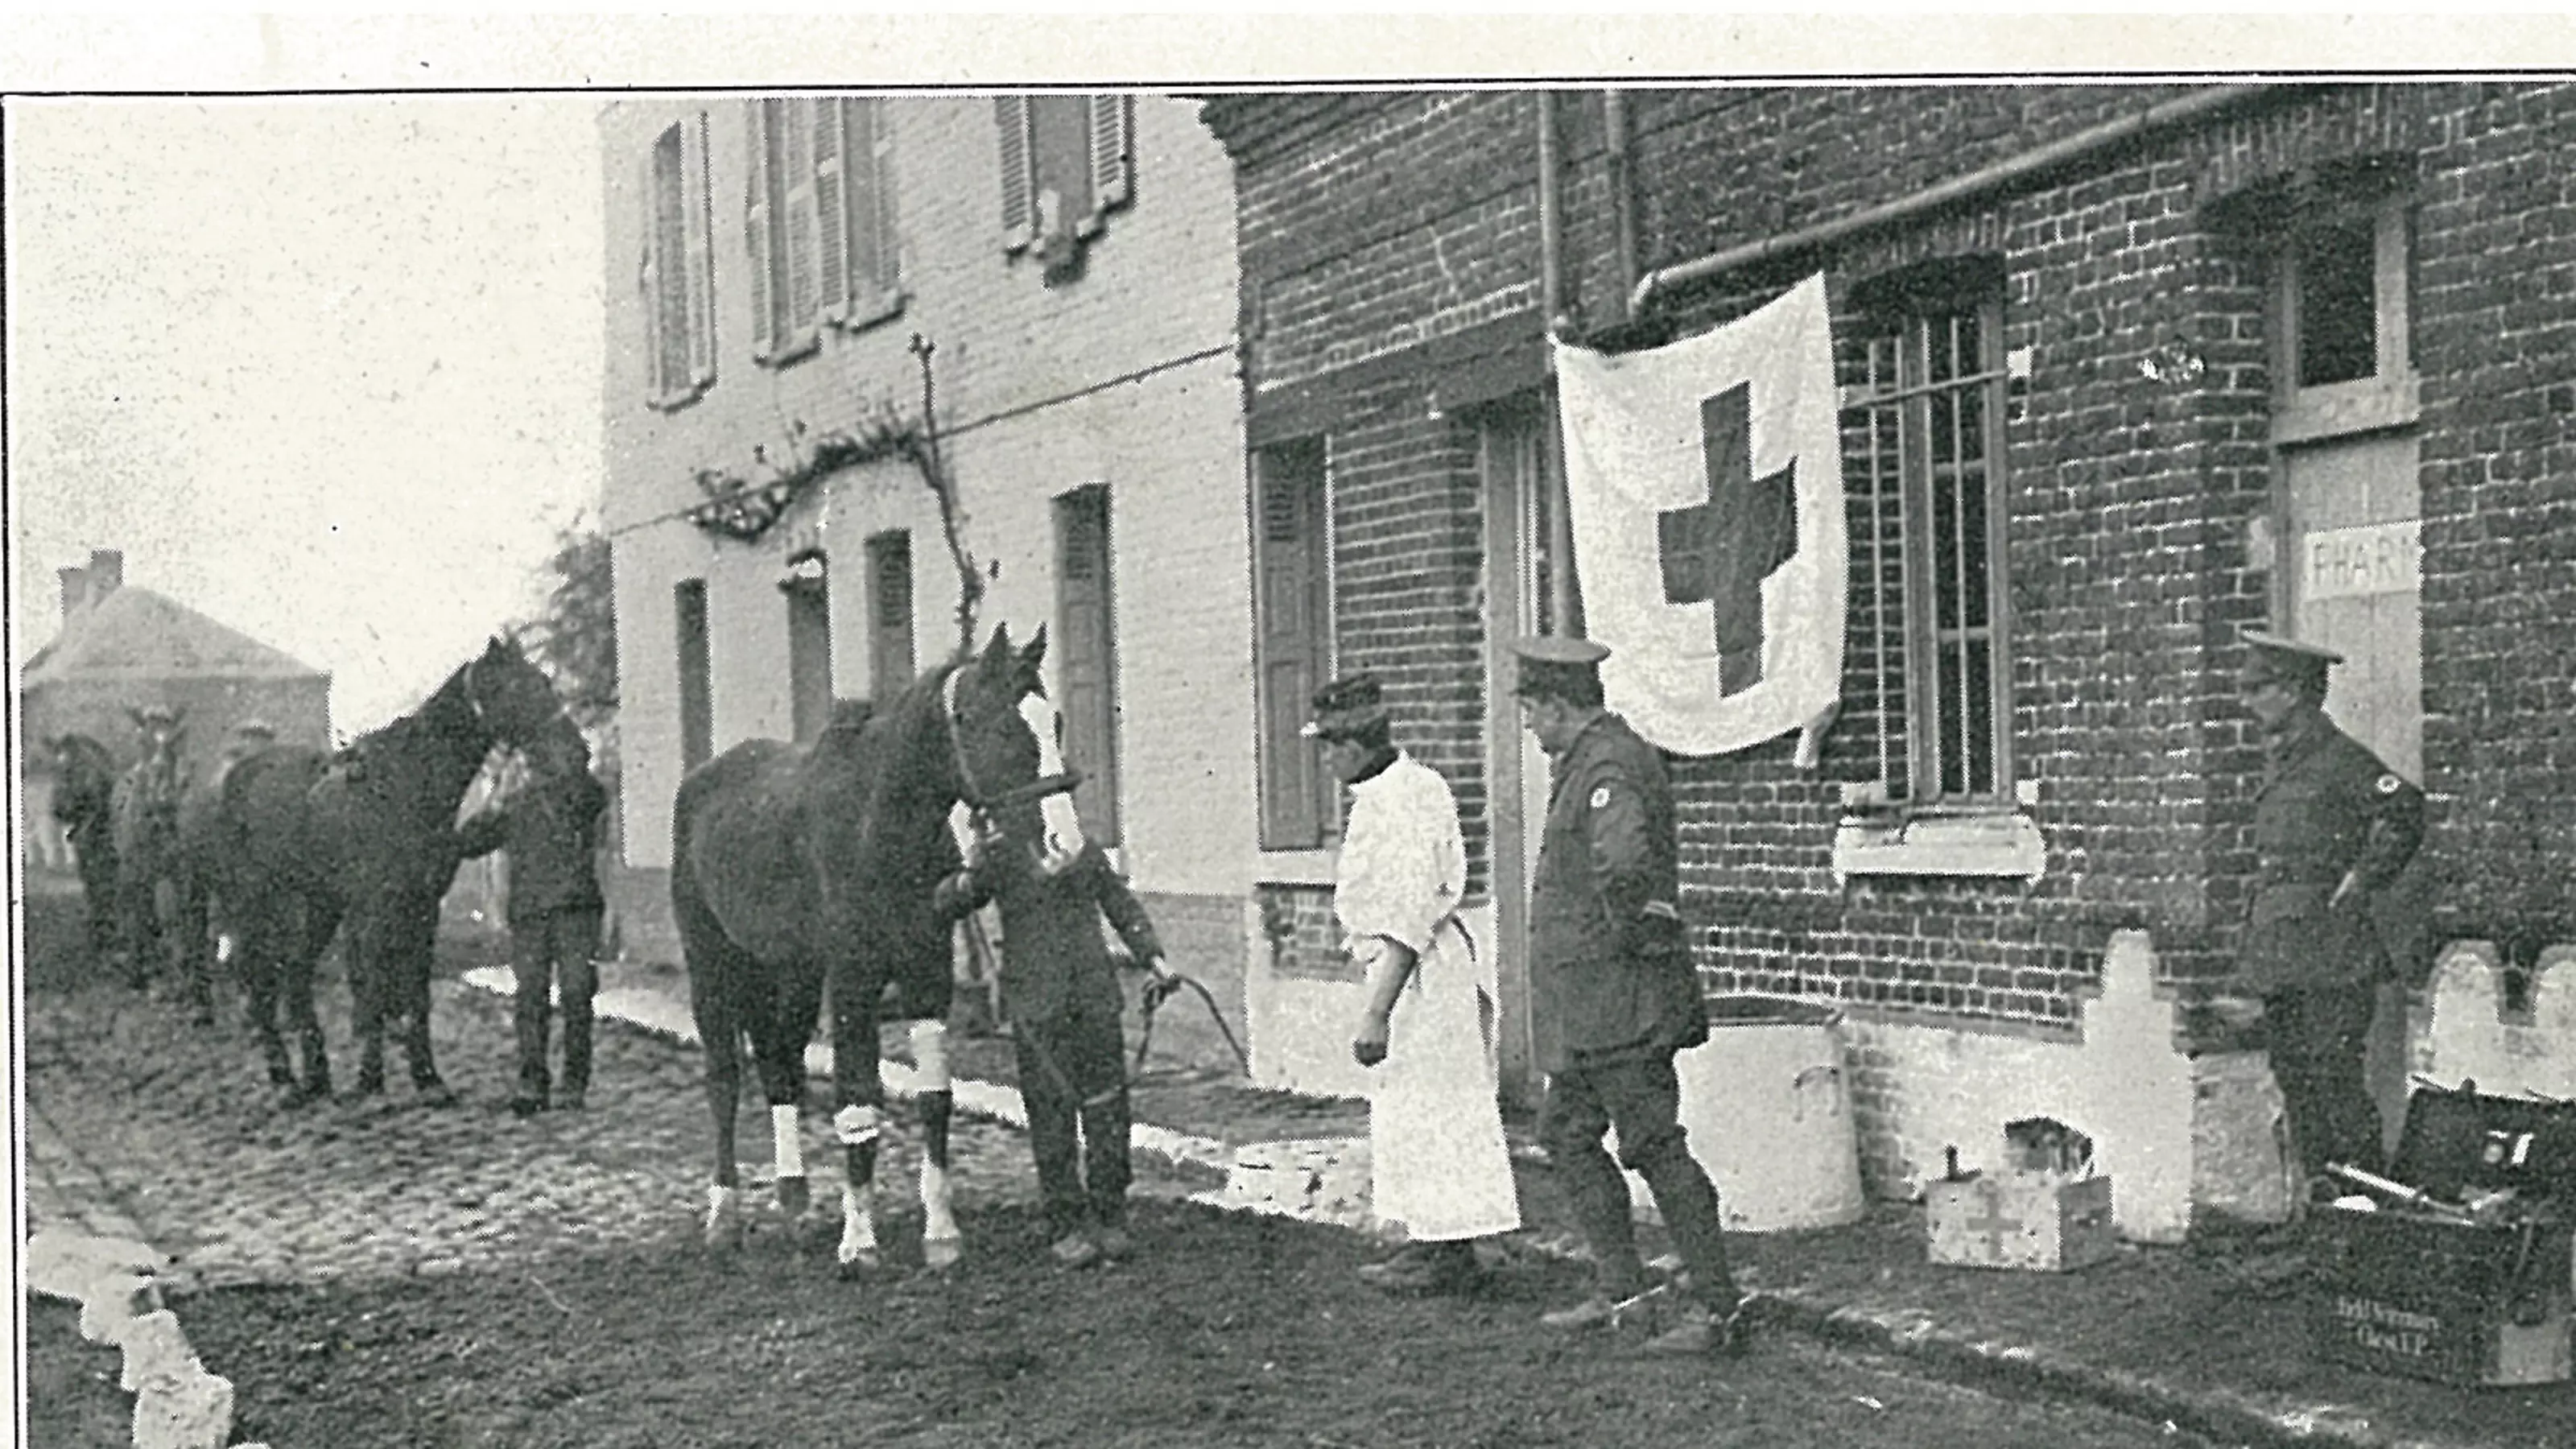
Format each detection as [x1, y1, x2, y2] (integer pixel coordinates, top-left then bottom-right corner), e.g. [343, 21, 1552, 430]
[461, 966, 2498, 1448]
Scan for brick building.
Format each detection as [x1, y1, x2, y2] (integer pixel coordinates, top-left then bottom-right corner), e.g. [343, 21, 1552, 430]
[1200, 83, 2576, 1236]
[21, 548, 331, 874]
[597, 94, 1254, 1047]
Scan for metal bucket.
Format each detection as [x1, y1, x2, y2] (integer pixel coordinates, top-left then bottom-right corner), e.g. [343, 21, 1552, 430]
[1624, 994, 1867, 1232]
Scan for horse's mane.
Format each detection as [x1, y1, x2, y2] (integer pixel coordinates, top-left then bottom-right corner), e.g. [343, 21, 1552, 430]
[54, 733, 116, 775]
[349, 654, 484, 757]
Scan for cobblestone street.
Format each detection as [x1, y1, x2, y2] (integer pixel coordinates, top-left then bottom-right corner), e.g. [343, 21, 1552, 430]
[23, 958, 1204, 1295]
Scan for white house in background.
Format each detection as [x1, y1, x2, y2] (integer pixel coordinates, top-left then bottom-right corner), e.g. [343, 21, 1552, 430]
[596, 93, 1257, 1043]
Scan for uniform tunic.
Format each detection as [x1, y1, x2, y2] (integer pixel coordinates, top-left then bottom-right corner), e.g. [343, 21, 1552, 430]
[2232, 711, 2425, 996]
[1335, 752, 1520, 1243]
[1528, 711, 1698, 1074]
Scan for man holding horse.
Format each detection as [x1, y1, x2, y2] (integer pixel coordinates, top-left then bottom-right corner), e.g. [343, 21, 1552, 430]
[456, 720, 609, 1116]
[936, 783, 1179, 1268]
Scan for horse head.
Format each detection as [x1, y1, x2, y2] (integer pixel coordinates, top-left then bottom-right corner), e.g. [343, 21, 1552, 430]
[943, 622, 1087, 878]
[461, 633, 568, 753]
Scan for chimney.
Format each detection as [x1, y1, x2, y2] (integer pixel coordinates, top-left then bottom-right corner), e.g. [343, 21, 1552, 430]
[58, 566, 89, 623]
[87, 549, 125, 600]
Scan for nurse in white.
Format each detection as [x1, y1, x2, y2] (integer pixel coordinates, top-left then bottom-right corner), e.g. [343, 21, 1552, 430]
[1304, 675, 1522, 1294]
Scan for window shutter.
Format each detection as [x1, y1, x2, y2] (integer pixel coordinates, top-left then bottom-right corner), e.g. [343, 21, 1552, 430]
[782, 101, 819, 347]
[744, 100, 775, 362]
[995, 95, 1034, 252]
[1255, 454, 1328, 848]
[1087, 93, 1132, 213]
[861, 98, 901, 302]
[812, 97, 849, 322]
[638, 147, 666, 400]
[681, 111, 716, 388]
[1055, 488, 1121, 845]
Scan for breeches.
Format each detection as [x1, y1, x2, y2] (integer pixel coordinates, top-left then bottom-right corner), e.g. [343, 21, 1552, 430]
[512, 908, 601, 1092]
[2264, 985, 2380, 1178]
[1013, 987, 1130, 1228]
[1540, 1051, 1735, 1302]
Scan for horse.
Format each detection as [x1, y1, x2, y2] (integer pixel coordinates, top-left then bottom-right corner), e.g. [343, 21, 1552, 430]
[45, 732, 124, 966]
[110, 707, 207, 1013]
[219, 635, 566, 1103]
[675, 621, 1087, 1274]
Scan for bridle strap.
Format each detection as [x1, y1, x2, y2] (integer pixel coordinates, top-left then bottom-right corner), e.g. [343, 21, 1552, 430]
[940, 667, 986, 810]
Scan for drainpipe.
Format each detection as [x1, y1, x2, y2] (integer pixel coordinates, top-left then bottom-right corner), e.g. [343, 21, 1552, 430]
[1536, 89, 1567, 336]
[1604, 89, 1637, 325]
[1629, 84, 2293, 317]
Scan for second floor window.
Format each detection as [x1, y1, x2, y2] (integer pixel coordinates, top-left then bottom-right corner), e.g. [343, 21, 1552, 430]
[746, 95, 902, 365]
[642, 113, 715, 407]
[995, 94, 1133, 261]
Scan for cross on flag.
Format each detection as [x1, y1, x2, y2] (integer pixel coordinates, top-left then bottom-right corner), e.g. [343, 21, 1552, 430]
[1553, 273, 1847, 759]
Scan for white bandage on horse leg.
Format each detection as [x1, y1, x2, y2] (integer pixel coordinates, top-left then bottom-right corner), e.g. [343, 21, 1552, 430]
[921, 1157, 960, 1266]
[771, 1104, 803, 1180]
[216, 933, 238, 965]
[840, 1182, 880, 1268]
[834, 1103, 881, 1146]
[910, 1018, 951, 1091]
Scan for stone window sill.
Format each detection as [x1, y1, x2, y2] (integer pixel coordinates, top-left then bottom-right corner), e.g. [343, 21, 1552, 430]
[1831, 811, 2047, 883]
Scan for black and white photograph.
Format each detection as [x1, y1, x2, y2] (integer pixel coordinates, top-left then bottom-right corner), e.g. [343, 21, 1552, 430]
[10, 15, 2576, 1448]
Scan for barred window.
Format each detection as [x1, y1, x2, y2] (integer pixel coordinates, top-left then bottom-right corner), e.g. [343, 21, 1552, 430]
[1839, 262, 2014, 805]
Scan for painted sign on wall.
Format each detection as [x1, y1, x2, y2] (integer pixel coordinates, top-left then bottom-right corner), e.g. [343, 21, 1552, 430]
[2302, 518, 2421, 601]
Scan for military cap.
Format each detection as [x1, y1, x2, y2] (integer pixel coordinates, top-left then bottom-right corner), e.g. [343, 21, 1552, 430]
[134, 703, 181, 725]
[2240, 628, 2342, 689]
[232, 717, 277, 738]
[1300, 674, 1389, 741]
[1509, 634, 1612, 700]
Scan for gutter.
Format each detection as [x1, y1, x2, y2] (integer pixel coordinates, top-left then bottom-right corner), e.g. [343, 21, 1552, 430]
[1629, 83, 2296, 317]
[1536, 89, 1568, 336]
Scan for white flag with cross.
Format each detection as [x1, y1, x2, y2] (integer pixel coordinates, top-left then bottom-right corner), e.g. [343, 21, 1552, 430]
[1552, 272, 1847, 761]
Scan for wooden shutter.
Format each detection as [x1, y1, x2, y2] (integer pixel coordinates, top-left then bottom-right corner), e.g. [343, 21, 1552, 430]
[744, 100, 775, 362]
[813, 97, 849, 322]
[866, 530, 914, 701]
[680, 111, 716, 388]
[1087, 93, 1132, 213]
[855, 99, 906, 307]
[638, 147, 666, 399]
[782, 102, 819, 349]
[1055, 487, 1121, 845]
[675, 580, 712, 770]
[995, 95, 1034, 252]
[1254, 444, 1330, 848]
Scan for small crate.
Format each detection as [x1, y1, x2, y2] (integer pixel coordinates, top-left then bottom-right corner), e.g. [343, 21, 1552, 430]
[2311, 1082, 2576, 1388]
[1926, 1172, 2118, 1273]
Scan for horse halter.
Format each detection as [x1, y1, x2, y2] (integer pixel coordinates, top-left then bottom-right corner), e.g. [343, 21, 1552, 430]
[939, 666, 1081, 816]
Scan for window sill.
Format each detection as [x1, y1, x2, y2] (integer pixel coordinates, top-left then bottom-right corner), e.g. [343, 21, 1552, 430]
[1831, 811, 2047, 883]
[2273, 374, 2419, 447]
[1256, 850, 1340, 888]
[829, 290, 908, 336]
[757, 334, 822, 371]
[646, 379, 711, 414]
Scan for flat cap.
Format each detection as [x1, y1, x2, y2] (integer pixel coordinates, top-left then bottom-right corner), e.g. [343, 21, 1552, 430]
[2240, 629, 2343, 667]
[1510, 634, 1611, 700]
[1509, 634, 1612, 667]
[1300, 674, 1389, 741]
[232, 717, 277, 737]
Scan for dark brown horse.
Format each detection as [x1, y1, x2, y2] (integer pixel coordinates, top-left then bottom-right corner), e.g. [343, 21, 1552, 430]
[46, 732, 123, 964]
[675, 622, 1082, 1272]
[219, 636, 565, 1103]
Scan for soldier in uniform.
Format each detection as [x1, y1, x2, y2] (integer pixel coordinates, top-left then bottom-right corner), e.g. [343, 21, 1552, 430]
[1513, 635, 1752, 1358]
[456, 724, 611, 1115]
[2218, 629, 2425, 1200]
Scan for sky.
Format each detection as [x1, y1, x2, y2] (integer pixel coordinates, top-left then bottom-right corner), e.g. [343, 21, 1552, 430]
[7, 93, 605, 737]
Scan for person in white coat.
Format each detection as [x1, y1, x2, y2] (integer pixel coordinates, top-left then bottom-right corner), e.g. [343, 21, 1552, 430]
[1304, 675, 1522, 1295]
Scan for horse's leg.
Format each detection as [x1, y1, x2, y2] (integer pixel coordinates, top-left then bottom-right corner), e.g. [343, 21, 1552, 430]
[291, 894, 338, 1101]
[400, 914, 452, 1105]
[759, 960, 824, 1220]
[347, 911, 387, 1096]
[240, 902, 295, 1090]
[116, 867, 155, 992]
[911, 1017, 961, 1269]
[175, 872, 214, 1026]
[688, 960, 746, 1249]
[830, 978, 885, 1276]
